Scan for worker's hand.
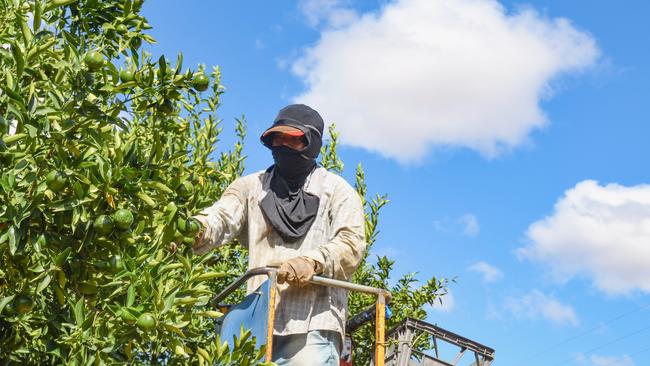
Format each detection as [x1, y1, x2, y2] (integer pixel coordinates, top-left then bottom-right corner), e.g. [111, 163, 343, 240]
[277, 257, 317, 286]
[190, 215, 211, 255]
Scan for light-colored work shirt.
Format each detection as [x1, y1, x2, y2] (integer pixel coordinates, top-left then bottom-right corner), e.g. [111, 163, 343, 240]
[193, 167, 366, 338]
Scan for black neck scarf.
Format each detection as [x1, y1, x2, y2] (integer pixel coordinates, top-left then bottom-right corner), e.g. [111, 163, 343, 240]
[260, 157, 320, 242]
[259, 105, 325, 242]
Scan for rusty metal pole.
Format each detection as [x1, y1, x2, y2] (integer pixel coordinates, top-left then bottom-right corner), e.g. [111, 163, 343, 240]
[265, 270, 278, 362]
[375, 294, 386, 366]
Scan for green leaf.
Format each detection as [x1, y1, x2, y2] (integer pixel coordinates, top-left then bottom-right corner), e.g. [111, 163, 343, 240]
[162, 323, 185, 337]
[175, 52, 183, 75]
[33, 0, 43, 31]
[36, 274, 52, 293]
[162, 289, 177, 313]
[51, 197, 92, 212]
[10, 41, 24, 80]
[8, 225, 17, 255]
[158, 55, 167, 76]
[126, 284, 135, 307]
[74, 298, 84, 326]
[143, 181, 172, 194]
[0, 295, 15, 314]
[2, 133, 28, 145]
[136, 191, 155, 207]
[54, 247, 72, 266]
[177, 254, 192, 273]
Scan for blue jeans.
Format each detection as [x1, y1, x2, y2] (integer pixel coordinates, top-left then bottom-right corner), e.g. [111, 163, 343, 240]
[272, 330, 342, 366]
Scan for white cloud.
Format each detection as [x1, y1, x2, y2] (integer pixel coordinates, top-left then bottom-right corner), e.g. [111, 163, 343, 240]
[433, 213, 480, 237]
[591, 354, 635, 366]
[427, 289, 455, 313]
[299, 0, 358, 29]
[459, 214, 480, 237]
[468, 261, 503, 283]
[373, 245, 401, 259]
[576, 353, 635, 366]
[292, 0, 599, 162]
[518, 180, 650, 295]
[504, 289, 578, 326]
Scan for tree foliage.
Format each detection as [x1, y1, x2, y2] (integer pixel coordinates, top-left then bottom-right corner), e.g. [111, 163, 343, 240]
[0, 1, 448, 365]
[0, 0, 263, 364]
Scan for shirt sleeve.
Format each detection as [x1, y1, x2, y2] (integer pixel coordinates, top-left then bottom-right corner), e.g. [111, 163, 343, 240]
[192, 178, 248, 255]
[303, 178, 366, 280]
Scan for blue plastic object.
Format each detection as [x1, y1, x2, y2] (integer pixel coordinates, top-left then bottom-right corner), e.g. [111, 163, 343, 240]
[218, 280, 270, 348]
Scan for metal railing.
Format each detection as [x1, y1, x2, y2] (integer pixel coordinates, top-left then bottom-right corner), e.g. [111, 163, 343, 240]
[212, 266, 392, 364]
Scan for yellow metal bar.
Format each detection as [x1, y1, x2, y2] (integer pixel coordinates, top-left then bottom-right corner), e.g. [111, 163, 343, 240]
[375, 294, 386, 366]
[265, 271, 277, 362]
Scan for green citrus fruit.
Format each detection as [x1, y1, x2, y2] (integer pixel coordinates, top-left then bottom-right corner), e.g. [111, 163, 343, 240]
[14, 294, 34, 314]
[130, 37, 142, 50]
[93, 215, 114, 236]
[136, 313, 156, 332]
[119, 68, 135, 83]
[112, 209, 134, 230]
[83, 51, 104, 71]
[176, 181, 194, 198]
[191, 73, 209, 91]
[46, 170, 66, 192]
[116, 24, 128, 33]
[178, 217, 201, 237]
[158, 98, 174, 114]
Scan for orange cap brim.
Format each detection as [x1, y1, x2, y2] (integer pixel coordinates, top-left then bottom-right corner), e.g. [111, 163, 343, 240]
[262, 125, 305, 137]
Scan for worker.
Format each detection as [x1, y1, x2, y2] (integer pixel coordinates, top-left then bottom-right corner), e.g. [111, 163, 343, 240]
[191, 104, 366, 365]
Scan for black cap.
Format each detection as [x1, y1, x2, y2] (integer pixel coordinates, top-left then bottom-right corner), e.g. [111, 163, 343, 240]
[261, 104, 325, 160]
[265, 104, 324, 138]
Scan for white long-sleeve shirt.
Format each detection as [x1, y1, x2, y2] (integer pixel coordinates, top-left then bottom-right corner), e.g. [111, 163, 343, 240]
[193, 167, 366, 338]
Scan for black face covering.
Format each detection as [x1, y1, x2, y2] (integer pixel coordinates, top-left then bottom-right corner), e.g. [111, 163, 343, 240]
[271, 146, 315, 186]
[259, 104, 324, 242]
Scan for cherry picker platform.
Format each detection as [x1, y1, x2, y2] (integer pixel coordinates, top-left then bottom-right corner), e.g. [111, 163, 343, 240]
[212, 267, 494, 366]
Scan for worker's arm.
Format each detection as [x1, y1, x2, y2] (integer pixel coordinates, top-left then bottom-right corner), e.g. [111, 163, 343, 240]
[191, 178, 248, 255]
[303, 178, 366, 280]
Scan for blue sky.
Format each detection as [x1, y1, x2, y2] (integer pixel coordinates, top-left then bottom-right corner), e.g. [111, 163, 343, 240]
[143, 1, 650, 365]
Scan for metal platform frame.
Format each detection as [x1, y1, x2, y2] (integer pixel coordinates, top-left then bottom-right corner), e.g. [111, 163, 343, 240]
[212, 266, 392, 364]
[383, 317, 495, 366]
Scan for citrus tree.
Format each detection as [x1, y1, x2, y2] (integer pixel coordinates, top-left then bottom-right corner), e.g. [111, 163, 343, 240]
[0, 0, 265, 364]
[0, 1, 448, 365]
